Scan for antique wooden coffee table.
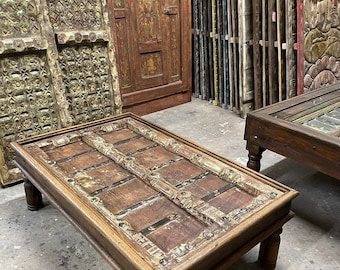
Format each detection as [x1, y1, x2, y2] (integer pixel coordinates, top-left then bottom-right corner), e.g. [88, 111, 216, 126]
[12, 113, 298, 270]
[244, 83, 340, 179]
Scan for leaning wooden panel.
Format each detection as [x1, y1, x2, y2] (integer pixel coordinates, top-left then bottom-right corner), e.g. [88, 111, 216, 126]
[0, 0, 62, 186]
[12, 113, 298, 269]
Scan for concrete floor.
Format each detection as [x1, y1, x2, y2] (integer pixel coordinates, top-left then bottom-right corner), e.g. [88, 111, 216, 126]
[0, 98, 339, 270]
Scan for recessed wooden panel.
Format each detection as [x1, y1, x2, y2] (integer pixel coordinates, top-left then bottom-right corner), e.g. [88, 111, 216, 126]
[13, 113, 298, 269]
[109, 0, 192, 114]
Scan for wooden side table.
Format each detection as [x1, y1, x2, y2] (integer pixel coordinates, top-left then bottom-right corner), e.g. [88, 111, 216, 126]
[12, 113, 298, 270]
[245, 83, 340, 180]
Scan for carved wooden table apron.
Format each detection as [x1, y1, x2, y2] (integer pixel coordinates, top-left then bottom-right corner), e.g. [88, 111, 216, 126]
[244, 83, 340, 180]
[12, 113, 298, 270]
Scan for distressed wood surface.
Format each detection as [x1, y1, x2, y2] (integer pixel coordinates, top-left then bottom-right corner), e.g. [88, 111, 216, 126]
[245, 83, 340, 179]
[110, 0, 192, 115]
[0, 0, 122, 186]
[12, 113, 297, 270]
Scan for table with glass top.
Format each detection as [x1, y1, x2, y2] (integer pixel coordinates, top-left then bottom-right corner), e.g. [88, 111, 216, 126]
[245, 83, 340, 180]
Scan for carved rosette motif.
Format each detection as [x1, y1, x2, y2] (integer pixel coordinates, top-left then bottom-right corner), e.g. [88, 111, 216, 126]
[303, 55, 340, 92]
[303, 0, 340, 91]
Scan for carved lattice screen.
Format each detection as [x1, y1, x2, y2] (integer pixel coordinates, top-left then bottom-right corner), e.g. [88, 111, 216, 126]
[0, 0, 122, 186]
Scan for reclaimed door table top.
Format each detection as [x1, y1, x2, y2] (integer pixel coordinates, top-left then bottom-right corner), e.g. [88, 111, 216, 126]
[12, 113, 298, 270]
[244, 83, 340, 179]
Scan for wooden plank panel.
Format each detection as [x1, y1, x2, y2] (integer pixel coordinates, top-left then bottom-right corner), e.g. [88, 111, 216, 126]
[192, 0, 200, 98]
[285, 0, 297, 99]
[253, 0, 262, 109]
[261, 0, 268, 106]
[267, 0, 278, 104]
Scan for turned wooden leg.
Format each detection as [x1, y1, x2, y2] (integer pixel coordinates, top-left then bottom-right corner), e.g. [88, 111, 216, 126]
[23, 175, 43, 211]
[258, 228, 283, 270]
[246, 142, 265, 172]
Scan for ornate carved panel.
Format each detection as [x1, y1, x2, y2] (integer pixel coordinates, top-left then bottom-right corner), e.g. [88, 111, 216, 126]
[137, 0, 161, 42]
[47, 0, 103, 31]
[303, 55, 340, 92]
[0, 0, 40, 38]
[303, 0, 340, 91]
[58, 44, 116, 124]
[0, 53, 60, 182]
[47, 0, 122, 123]
[141, 52, 162, 77]
[109, 0, 192, 114]
[114, 19, 132, 90]
[0, 0, 122, 186]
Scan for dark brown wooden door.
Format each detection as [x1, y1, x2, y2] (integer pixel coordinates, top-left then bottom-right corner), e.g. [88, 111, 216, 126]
[109, 0, 192, 115]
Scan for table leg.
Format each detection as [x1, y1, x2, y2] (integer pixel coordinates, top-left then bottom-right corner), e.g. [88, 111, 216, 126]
[258, 227, 282, 270]
[246, 143, 265, 172]
[23, 175, 43, 211]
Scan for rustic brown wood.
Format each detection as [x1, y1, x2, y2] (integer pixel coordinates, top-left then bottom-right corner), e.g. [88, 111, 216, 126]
[268, 0, 278, 105]
[108, 0, 192, 115]
[258, 228, 282, 270]
[12, 113, 297, 269]
[23, 175, 43, 211]
[285, 0, 297, 99]
[245, 83, 340, 180]
[296, 0, 304, 95]
[253, 0, 262, 109]
[261, 0, 268, 106]
[122, 91, 191, 115]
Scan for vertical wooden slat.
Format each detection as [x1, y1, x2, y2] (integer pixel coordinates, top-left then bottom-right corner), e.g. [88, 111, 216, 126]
[296, 0, 304, 95]
[222, 0, 229, 108]
[276, 0, 283, 102]
[199, 0, 206, 99]
[285, 0, 297, 98]
[238, 0, 254, 117]
[192, 0, 298, 113]
[238, 0, 243, 114]
[227, 0, 234, 110]
[261, 0, 267, 106]
[207, 0, 214, 100]
[192, 0, 200, 98]
[268, 0, 277, 105]
[231, 0, 239, 111]
[203, 1, 211, 99]
[211, 0, 219, 105]
[253, 0, 262, 109]
[217, 0, 223, 106]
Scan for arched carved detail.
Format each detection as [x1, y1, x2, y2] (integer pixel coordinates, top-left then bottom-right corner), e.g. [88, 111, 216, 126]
[304, 55, 340, 92]
[303, 0, 340, 91]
